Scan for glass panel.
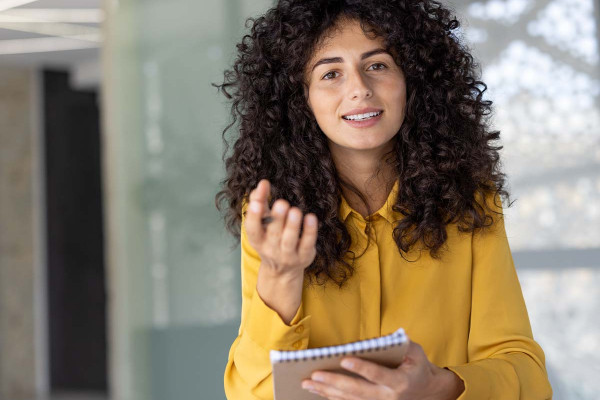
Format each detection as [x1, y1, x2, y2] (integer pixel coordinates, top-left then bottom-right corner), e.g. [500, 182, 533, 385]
[103, 0, 273, 398]
[453, 0, 600, 250]
[453, 1, 600, 398]
[519, 267, 600, 399]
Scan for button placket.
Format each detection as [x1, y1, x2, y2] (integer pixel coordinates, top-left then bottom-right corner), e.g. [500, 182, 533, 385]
[352, 214, 368, 239]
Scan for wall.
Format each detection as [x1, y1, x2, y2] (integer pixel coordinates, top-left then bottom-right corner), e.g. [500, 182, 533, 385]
[0, 67, 43, 400]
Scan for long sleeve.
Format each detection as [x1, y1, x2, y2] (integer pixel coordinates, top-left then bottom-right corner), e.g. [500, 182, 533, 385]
[445, 195, 553, 399]
[223, 202, 311, 400]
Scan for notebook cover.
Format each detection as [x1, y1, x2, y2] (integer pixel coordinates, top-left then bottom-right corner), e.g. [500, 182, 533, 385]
[271, 329, 409, 400]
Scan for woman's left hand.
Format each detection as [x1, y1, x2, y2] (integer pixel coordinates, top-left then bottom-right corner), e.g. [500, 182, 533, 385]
[301, 341, 465, 400]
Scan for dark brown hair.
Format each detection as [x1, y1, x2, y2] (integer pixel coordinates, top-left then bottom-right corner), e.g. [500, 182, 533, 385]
[214, 0, 512, 287]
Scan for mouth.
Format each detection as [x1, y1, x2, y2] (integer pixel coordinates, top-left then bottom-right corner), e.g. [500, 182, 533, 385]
[341, 110, 383, 128]
[342, 110, 383, 121]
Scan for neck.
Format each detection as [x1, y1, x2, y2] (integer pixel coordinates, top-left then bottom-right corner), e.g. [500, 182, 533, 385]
[330, 141, 397, 217]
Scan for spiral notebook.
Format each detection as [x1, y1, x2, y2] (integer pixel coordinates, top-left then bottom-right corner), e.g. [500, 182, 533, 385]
[270, 327, 409, 400]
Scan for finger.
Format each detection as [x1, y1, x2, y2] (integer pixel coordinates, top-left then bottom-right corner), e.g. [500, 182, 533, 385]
[249, 179, 270, 207]
[303, 380, 361, 400]
[245, 180, 272, 245]
[265, 199, 290, 250]
[300, 383, 327, 399]
[280, 207, 303, 256]
[308, 371, 383, 400]
[399, 340, 426, 369]
[244, 195, 265, 244]
[297, 213, 319, 257]
[340, 357, 398, 387]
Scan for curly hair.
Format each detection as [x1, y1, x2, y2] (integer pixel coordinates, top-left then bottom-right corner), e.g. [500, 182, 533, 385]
[214, 0, 511, 288]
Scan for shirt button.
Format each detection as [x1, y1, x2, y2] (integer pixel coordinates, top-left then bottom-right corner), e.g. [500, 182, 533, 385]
[293, 341, 302, 349]
[295, 325, 304, 334]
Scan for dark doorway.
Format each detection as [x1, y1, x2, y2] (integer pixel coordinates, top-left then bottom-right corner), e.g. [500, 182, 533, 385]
[44, 69, 107, 392]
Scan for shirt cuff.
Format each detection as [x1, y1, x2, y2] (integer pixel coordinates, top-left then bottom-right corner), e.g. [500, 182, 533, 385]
[445, 359, 519, 400]
[244, 285, 311, 351]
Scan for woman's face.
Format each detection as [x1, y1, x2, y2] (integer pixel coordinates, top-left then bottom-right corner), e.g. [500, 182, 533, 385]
[305, 18, 407, 155]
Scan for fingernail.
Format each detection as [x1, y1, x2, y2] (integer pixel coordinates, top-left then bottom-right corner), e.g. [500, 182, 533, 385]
[288, 212, 300, 222]
[273, 202, 285, 214]
[249, 201, 260, 213]
[306, 215, 316, 226]
[302, 382, 314, 390]
[312, 373, 325, 382]
[341, 359, 354, 369]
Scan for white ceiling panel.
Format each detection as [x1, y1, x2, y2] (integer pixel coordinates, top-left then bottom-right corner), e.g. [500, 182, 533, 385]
[0, 0, 101, 79]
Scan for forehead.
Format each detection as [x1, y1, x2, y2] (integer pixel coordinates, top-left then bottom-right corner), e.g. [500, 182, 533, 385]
[312, 18, 383, 56]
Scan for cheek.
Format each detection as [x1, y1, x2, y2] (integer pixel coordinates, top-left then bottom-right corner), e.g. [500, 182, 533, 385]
[387, 86, 407, 128]
[309, 93, 336, 123]
[391, 85, 407, 114]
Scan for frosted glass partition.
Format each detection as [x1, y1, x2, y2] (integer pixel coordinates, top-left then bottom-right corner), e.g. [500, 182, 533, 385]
[451, 0, 600, 398]
[103, 0, 272, 399]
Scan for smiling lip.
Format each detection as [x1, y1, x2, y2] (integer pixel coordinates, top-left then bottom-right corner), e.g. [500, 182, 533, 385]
[341, 107, 383, 128]
[342, 107, 383, 118]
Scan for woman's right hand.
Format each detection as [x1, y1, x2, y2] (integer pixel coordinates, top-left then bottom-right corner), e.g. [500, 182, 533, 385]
[245, 179, 319, 279]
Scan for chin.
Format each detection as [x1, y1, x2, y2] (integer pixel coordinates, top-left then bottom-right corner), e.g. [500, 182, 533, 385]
[344, 141, 391, 151]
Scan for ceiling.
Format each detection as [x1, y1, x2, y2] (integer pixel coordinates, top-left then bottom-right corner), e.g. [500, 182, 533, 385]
[0, 0, 102, 86]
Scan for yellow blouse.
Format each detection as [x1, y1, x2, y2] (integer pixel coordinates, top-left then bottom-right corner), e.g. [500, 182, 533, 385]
[224, 180, 553, 399]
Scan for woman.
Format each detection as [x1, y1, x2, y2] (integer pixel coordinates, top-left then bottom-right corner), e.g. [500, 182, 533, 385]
[215, 0, 552, 399]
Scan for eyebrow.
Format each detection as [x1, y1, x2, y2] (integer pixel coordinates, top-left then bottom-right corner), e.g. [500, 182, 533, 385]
[310, 48, 392, 72]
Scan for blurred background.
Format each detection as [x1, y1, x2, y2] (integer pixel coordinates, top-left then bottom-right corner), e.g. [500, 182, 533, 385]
[0, 0, 598, 399]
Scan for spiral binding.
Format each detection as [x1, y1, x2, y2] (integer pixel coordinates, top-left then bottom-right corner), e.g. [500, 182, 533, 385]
[270, 327, 407, 363]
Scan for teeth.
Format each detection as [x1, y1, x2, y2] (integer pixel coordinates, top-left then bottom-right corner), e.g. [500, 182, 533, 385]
[343, 111, 382, 121]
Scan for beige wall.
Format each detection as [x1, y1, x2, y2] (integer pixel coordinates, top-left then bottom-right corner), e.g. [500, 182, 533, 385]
[0, 66, 44, 400]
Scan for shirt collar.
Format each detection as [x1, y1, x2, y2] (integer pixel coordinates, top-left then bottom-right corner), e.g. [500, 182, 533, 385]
[339, 178, 400, 224]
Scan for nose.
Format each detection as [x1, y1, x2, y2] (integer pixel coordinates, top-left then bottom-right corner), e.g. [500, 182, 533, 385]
[346, 70, 372, 100]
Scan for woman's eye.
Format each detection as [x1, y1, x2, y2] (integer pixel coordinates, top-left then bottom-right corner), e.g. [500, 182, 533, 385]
[322, 71, 339, 80]
[368, 63, 387, 71]
[321, 64, 386, 80]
